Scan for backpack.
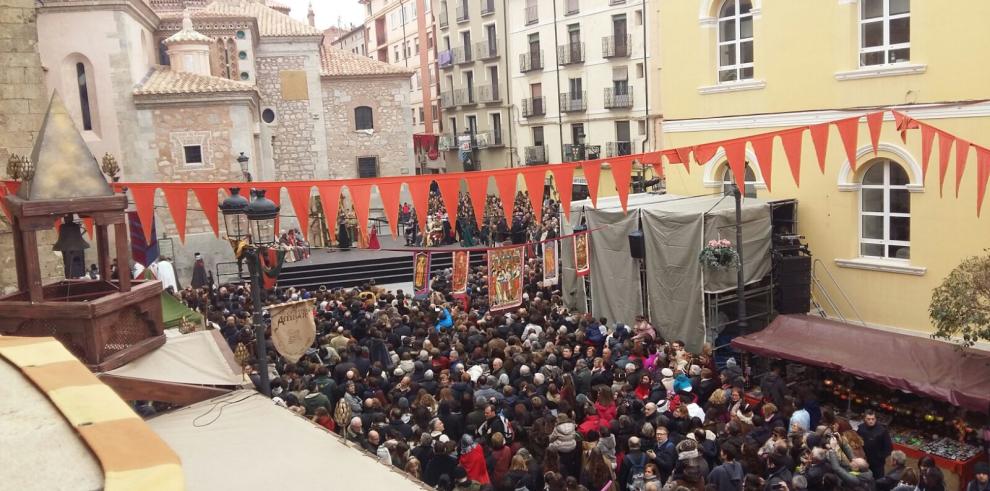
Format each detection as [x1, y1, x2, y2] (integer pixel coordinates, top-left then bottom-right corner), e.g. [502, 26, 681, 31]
[627, 452, 647, 491]
[333, 397, 352, 428]
[499, 414, 514, 443]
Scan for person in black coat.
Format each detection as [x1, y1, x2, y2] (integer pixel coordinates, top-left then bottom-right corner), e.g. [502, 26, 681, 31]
[857, 410, 893, 479]
[424, 440, 460, 486]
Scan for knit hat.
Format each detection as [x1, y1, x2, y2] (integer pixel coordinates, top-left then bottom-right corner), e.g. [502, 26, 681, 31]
[975, 462, 990, 475]
[661, 368, 674, 378]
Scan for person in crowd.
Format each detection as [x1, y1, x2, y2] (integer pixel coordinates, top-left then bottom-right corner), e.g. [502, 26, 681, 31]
[858, 409, 894, 479]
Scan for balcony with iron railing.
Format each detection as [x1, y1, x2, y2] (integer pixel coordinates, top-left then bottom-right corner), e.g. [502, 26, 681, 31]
[565, 0, 579, 15]
[454, 87, 476, 106]
[558, 91, 586, 112]
[525, 145, 548, 165]
[604, 86, 633, 108]
[452, 45, 473, 65]
[521, 96, 545, 117]
[475, 40, 499, 60]
[456, 3, 469, 22]
[563, 143, 586, 162]
[439, 49, 454, 69]
[519, 50, 543, 73]
[438, 133, 457, 151]
[557, 43, 584, 65]
[439, 8, 449, 28]
[602, 34, 631, 58]
[606, 141, 633, 157]
[481, 0, 495, 16]
[478, 84, 501, 103]
[440, 91, 455, 109]
[525, 5, 538, 24]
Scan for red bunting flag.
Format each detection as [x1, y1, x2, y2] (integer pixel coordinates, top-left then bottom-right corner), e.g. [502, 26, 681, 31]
[317, 184, 341, 240]
[977, 147, 990, 217]
[641, 151, 664, 180]
[522, 167, 546, 223]
[920, 123, 936, 183]
[610, 156, 634, 213]
[892, 111, 918, 143]
[779, 128, 804, 186]
[493, 171, 517, 223]
[809, 123, 830, 173]
[436, 177, 462, 226]
[551, 165, 575, 222]
[723, 139, 748, 192]
[162, 187, 189, 243]
[286, 185, 313, 240]
[954, 138, 970, 199]
[867, 112, 884, 155]
[130, 185, 157, 244]
[750, 134, 775, 192]
[674, 147, 692, 165]
[191, 186, 220, 237]
[937, 130, 955, 197]
[261, 185, 282, 233]
[408, 178, 431, 232]
[835, 116, 861, 172]
[693, 144, 719, 166]
[375, 180, 404, 239]
[348, 184, 372, 245]
[82, 217, 94, 240]
[582, 161, 601, 208]
[465, 174, 489, 229]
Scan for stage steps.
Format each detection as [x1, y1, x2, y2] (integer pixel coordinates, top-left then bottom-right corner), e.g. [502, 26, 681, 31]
[274, 250, 487, 291]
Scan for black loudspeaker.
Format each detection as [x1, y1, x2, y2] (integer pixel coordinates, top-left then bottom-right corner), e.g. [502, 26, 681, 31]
[628, 230, 645, 259]
[775, 255, 811, 314]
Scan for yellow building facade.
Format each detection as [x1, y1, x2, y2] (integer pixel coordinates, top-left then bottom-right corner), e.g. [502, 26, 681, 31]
[658, 0, 990, 336]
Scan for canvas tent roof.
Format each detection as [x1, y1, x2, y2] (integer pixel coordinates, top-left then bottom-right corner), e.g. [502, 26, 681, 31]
[731, 315, 990, 413]
[147, 390, 431, 490]
[108, 330, 243, 386]
[161, 291, 203, 329]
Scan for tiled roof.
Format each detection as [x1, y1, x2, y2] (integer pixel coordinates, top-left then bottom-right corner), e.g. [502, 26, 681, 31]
[163, 9, 214, 45]
[134, 68, 258, 96]
[202, 0, 321, 37]
[265, 0, 291, 13]
[320, 46, 414, 78]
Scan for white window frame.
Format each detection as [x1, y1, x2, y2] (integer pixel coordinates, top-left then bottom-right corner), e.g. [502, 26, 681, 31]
[719, 163, 758, 198]
[858, 0, 910, 67]
[715, 0, 754, 83]
[859, 159, 910, 260]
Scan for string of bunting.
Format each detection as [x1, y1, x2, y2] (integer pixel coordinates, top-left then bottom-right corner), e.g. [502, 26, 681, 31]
[2, 110, 988, 244]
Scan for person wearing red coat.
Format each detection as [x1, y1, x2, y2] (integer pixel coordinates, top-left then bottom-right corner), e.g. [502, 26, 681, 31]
[578, 406, 610, 437]
[458, 435, 491, 485]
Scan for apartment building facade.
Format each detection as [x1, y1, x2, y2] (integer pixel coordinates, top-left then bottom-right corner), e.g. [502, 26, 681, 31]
[332, 24, 367, 57]
[508, 0, 654, 168]
[432, 0, 513, 171]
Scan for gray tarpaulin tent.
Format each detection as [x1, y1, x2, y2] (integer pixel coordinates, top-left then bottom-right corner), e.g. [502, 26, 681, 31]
[563, 193, 771, 351]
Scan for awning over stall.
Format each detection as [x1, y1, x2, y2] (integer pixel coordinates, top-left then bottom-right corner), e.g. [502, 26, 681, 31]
[731, 314, 990, 413]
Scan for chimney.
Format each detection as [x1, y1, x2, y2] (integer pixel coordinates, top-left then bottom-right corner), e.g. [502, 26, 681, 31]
[163, 9, 214, 76]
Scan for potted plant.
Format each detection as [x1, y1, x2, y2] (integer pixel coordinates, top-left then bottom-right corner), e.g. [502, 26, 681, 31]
[699, 238, 740, 271]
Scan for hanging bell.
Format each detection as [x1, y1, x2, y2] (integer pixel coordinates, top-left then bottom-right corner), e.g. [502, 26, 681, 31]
[52, 216, 90, 252]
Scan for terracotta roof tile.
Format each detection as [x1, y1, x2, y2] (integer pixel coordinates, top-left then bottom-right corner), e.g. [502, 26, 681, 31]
[202, 0, 321, 37]
[320, 46, 414, 78]
[134, 68, 258, 96]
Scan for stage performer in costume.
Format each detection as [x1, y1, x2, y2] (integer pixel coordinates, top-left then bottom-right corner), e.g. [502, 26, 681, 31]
[337, 215, 351, 250]
[368, 226, 381, 250]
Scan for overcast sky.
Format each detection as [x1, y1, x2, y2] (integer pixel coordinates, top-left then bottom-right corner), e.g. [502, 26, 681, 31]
[283, 0, 366, 30]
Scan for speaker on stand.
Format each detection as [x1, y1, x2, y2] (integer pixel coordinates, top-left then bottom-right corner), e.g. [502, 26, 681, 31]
[768, 199, 812, 315]
[628, 229, 648, 316]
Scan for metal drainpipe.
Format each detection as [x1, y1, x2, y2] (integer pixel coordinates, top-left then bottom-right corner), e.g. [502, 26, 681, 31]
[552, 0, 564, 164]
[502, 0, 514, 167]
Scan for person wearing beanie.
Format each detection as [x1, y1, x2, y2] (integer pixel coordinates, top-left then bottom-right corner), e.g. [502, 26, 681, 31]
[661, 368, 676, 393]
[967, 463, 990, 491]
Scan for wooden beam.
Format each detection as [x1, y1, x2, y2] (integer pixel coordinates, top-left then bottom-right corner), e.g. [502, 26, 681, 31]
[21, 229, 43, 302]
[113, 222, 131, 292]
[90, 334, 165, 372]
[96, 224, 111, 281]
[97, 373, 233, 406]
[11, 216, 27, 292]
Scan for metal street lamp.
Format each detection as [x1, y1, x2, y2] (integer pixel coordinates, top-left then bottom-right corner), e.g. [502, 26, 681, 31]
[731, 183, 748, 331]
[220, 187, 250, 240]
[245, 189, 279, 246]
[237, 152, 251, 182]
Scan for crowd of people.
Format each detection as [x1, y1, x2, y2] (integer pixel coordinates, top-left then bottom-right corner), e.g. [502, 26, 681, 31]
[169, 248, 990, 491]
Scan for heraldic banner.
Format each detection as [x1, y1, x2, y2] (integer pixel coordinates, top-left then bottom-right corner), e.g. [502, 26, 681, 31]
[574, 232, 590, 277]
[543, 240, 559, 286]
[451, 250, 469, 295]
[488, 245, 525, 312]
[269, 299, 316, 363]
[413, 251, 431, 296]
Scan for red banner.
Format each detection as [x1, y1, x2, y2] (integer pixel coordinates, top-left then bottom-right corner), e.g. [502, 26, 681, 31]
[488, 245, 525, 312]
[451, 250, 469, 295]
[543, 240, 559, 286]
[574, 232, 590, 277]
[412, 251, 431, 296]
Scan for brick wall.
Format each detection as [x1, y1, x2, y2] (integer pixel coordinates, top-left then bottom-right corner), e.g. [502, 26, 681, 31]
[255, 55, 319, 181]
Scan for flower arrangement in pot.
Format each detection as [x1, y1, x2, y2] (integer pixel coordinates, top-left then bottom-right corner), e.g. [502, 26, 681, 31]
[699, 238, 740, 270]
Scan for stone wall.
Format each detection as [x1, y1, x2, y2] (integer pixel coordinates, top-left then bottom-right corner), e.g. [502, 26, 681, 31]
[255, 55, 319, 181]
[321, 76, 416, 178]
[0, 0, 64, 294]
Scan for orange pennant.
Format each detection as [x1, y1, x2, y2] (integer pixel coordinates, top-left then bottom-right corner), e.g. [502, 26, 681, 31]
[162, 187, 189, 243]
[976, 147, 990, 217]
[375, 180, 404, 239]
[954, 138, 970, 199]
[582, 161, 601, 208]
[286, 185, 313, 240]
[692, 144, 719, 167]
[465, 174, 490, 229]
[834, 116, 860, 172]
[522, 167, 546, 223]
[436, 177, 461, 225]
[809, 123, 829, 173]
[551, 165, 575, 222]
[130, 185, 157, 245]
[866, 111, 884, 155]
[937, 130, 955, 197]
[348, 184, 372, 245]
[920, 123, 936, 183]
[317, 184, 341, 240]
[493, 172, 517, 223]
[192, 186, 220, 237]
[610, 157, 633, 213]
[408, 177, 432, 232]
[723, 140, 748, 192]
[779, 128, 804, 186]
[261, 186, 283, 234]
[82, 217, 94, 240]
[0, 185, 11, 224]
[674, 147, 692, 165]
[750, 134, 775, 192]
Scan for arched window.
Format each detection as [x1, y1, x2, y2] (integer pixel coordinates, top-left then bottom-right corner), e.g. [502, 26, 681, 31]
[355, 106, 374, 130]
[720, 163, 757, 198]
[860, 159, 910, 259]
[716, 0, 753, 82]
[76, 62, 93, 131]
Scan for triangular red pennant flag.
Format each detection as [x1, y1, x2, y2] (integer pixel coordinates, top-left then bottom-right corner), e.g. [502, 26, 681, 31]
[130, 185, 157, 244]
[82, 217, 94, 240]
[348, 184, 372, 245]
[610, 157, 634, 213]
[0, 185, 11, 224]
[937, 130, 955, 197]
[408, 177, 432, 232]
[261, 186, 282, 234]
[692, 144, 719, 167]
[893, 111, 910, 143]
[866, 111, 884, 156]
[286, 185, 313, 240]
[522, 167, 546, 223]
[582, 161, 601, 208]
[662, 149, 682, 164]
[162, 186, 189, 243]
[954, 138, 970, 199]
[976, 147, 990, 217]
[375, 180, 404, 239]
[750, 134, 775, 192]
[674, 147, 692, 165]
[317, 184, 341, 240]
[809, 123, 830, 173]
[465, 174, 490, 229]
[493, 171, 517, 222]
[551, 164, 575, 222]
[192, 186, 220, 237]
[436, 177, 461, 226]
[723, 139, 748, 192]
[779, 128, 804, 186]
[835, 116, 860, 172]
[920, 123, 936, 183]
